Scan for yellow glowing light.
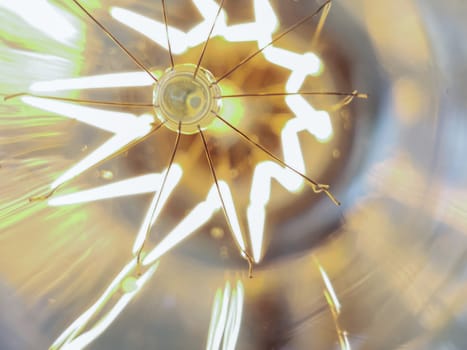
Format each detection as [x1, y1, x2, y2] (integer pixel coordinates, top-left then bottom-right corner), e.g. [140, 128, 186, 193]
[210, 83, 244, 134]
[13, 1, 346, 348]
[24, 0, 333, 264]
[124, 0, 328, 264]
[115, 0, 331, 264]
[121, 276, 138, 293]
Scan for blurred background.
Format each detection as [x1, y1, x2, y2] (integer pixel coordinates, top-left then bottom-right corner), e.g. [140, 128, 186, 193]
[1, 0, 467, 349]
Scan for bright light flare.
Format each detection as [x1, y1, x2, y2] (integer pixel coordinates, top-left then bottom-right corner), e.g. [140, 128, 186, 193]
[21, 96, 150, 134]
[0, 0, 78, 45]
[142, 186, 218, 265]
[49, 259, 159, 350]
[248, 114, 327, 262]
[132, 166, 184, 255]
[318, 265, 341, 313]
[13, 1, 345, 348]
[102, 0, 333, 266]
[315, 260, 351, 350]
[25, 0, 336, 265]
[218, 182, 247, 253]
[141, 180, 245, 266]
[60, 265, 156, 350]
[222, 281, 244, 350]
[49, 166, 182, 206]
[207, 281, 231, 350]
[206, 280, 244, 350]
[30, 72, 155, 92]
[22, 96, 155, 192]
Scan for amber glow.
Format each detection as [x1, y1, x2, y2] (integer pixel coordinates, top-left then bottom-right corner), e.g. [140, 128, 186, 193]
[4, 1, 351, 348]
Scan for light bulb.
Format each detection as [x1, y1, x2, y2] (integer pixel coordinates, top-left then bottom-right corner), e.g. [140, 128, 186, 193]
[1, 1, 466, 350]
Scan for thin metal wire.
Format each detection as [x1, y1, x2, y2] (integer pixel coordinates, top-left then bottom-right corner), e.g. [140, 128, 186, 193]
[311, 0, 332, 47]
[136, 122, 182, 264]
[194, 0, 226, 78]
[218, 91, 368, 99]
[71, 0, 159, 83]
[198, 126, 254, 277]
[161, 0, 175, 69]
[211, 110, 340, 205]
[29, 122, 167, 202]
[215, 0, 332, 84]
[4, 92, 154, 108]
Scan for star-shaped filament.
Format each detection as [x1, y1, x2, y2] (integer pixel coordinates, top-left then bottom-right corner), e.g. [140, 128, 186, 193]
[6, 0, 366, 267]
[4, 0, 367, 347]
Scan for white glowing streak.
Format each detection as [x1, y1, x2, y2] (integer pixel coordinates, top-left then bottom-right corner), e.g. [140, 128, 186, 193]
[285, 70, 332, 141]
[49, 166, 182, 206]
[248, 116, 318, 262]
[141, 181, 246, 266]
[0, 0, 77, 45]
[206, 281, 244, 350]
[7, 48, 70, 65]
[319, 265, 341, 313]
[142, 186, 220, 266]
[253, 0, 278, 40]
[22, 96, 154, 191]
[206, 282, 231, 350]
[192, 0, 222, 20]
[30, 72, 154, 92]
[31, 1, 337, 349]
[112, 0, 228, 53]
[222, 293, 238, 350]
[132, 166, 183, 255]
[29, 0, 333, 268]
[222, 282, 244, 350]
[218, 182, 247, 252]
[50, 259, 154, 350]
[109, 0, 333, 263]
[188, 0, 227, 47]
[53, 133, 144, 190]
[246, 0, 334, 263]
[22, 96, 148, 133]
[247, 204, 266, 264]
[143, 181, 245, 265]
[222, 0, 277, 43]
[206, 288, 222, 350]
[110, 0, 322, 83]
[343, 332, 351, 350]
[61, 264, 158, 350]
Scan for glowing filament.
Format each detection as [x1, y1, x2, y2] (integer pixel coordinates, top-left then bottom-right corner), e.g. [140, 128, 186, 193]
[206, 281, 244, 350]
